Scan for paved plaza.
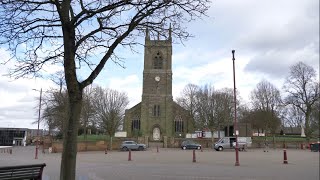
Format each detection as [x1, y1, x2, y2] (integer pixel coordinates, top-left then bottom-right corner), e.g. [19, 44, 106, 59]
[0, 146, 319, 180]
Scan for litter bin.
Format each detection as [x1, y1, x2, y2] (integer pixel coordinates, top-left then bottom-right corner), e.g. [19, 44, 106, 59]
[310, 143, 320, 152]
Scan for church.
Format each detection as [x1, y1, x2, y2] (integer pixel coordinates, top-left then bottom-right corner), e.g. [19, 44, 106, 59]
[124, 28, 193, 141]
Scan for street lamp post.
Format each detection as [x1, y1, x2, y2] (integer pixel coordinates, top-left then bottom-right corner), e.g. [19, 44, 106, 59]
[34, 88, 42, 159]
[232, 50, 240, 166]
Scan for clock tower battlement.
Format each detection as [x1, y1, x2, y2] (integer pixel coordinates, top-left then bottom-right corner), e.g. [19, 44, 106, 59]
[142, 28, 172, 99]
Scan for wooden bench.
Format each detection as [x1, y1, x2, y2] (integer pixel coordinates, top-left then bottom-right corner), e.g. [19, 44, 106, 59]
[0, 163, 46, 180]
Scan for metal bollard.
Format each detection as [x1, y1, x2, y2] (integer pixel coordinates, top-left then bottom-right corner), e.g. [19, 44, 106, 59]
[157, 146, 159, 153]
[192, 150, 196, 163]
[128, 149, 132, 161]
[283, 149, 288, 164]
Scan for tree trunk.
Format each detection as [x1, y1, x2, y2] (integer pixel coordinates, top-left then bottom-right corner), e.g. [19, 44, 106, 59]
[84, 122, 87, 151]
[110, 136, 113, 151]
[305, 110, 311, 143]
[227, 124, 230, 137]
[60, 91, 82, 180]
[59, 3, 80, 179]
[211, 131, 214, 143]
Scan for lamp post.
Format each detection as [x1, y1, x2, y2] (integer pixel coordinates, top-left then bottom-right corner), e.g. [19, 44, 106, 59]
[232, 50, 240, 166]
[33, 88, 42, 159]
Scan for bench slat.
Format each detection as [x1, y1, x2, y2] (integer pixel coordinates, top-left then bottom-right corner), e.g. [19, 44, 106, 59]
[0, 167, 41, 173]
[0, 163, 46, 180]
[0, 174, 39, 179]
[0, 163, 45, 170]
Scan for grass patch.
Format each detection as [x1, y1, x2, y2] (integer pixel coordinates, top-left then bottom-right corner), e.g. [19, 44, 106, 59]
[253, 136, 319, 142]
[77, 134, 110, 141]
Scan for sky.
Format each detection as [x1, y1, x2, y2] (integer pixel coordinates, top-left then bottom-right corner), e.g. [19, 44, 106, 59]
[0, 0, 319, 129]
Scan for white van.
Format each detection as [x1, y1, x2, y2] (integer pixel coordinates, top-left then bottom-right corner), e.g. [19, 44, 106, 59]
[213, 137, 252, 151]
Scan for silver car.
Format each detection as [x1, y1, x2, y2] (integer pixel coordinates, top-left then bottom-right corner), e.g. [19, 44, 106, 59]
[120, 141, 147, 151]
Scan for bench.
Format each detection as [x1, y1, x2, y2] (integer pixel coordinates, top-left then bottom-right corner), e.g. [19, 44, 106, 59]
[0, 163, 46, 180]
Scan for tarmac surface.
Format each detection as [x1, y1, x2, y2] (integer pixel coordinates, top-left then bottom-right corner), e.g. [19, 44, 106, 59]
[0, 146, 319, 180]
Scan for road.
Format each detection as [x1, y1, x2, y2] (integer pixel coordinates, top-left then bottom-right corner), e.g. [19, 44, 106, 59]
[0, 146, 319, 180]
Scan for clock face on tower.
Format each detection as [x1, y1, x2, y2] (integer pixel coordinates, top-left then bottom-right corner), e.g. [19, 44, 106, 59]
[155, 76, 160, 82]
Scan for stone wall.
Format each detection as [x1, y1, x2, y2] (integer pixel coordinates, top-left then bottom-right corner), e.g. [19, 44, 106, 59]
[51, 138, 137, 153]
[50, 137, 309, 153]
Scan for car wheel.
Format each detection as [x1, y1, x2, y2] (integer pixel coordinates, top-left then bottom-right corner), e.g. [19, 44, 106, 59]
[197, 146, 201, 150]
[138, 146, 144, 151]
[122, 147, 128, 151]
[218, 146, 223, 151]
[182, 146, 187, 150]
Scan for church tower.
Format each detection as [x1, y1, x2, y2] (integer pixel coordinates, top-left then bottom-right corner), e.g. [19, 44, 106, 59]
[140, 28, 173, 140]
[124, 26, 193, 142]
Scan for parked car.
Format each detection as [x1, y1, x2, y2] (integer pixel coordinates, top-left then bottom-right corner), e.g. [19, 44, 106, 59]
[120, 141, 147, 151]
[213, 137, 252, 151]
[181, 140, 202, 150]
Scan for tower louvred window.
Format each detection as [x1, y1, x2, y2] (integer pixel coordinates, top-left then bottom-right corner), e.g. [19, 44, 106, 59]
[154, 51, 163, 69]
[153, 105, 160, 117]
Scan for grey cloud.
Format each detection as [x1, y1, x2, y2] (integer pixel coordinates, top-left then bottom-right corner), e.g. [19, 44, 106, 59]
[244, 52, 290, 77]
[244, 44, 319, 78]
[0, 79, 29, 93]
[0, 103, 38, 128]
[239, 18, 318, 52]
[240, 0, 319, 77]
[18, 95, 37, 103]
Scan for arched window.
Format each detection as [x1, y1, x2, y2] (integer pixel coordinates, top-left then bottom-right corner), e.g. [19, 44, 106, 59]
[131, 115, 140, 131]
[153, 51, 163, 69]
[174, 116, 184, 133]
[153, 105, 160, 117]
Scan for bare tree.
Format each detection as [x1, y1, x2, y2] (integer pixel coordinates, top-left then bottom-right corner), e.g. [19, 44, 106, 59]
[92, 87, 129, 150]
[0, 1, 210, 179]
[282, 105, 304, 128]
[213, 88, 234, 137]
[80, 85, 96, 150]
[176, 84, 200, 131]
[41, 90, 69, 134]
[283, 62, 319, 141]
[195, 84, 216, 141]
[250, 80, 282, 135]
[310, 100, 320, 134]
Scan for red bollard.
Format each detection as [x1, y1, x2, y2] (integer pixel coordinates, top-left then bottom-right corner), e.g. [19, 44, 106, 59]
[192, 150, 196, 163]
[300, 144, 304, 150]
[105, 148, 108, 154]
[157, 146, 159, 153]
[128, 149, 132, 161]
[283, 149, 288, 164]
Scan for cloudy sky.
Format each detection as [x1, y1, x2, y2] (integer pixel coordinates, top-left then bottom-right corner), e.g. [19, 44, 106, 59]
[0, 0, 319, 129]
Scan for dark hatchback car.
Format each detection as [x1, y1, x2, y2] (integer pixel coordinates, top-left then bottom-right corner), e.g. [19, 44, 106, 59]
[181, 140, 202, 150]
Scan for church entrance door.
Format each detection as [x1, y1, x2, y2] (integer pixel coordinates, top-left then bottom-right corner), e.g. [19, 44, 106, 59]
[153, 127, 160, 141]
